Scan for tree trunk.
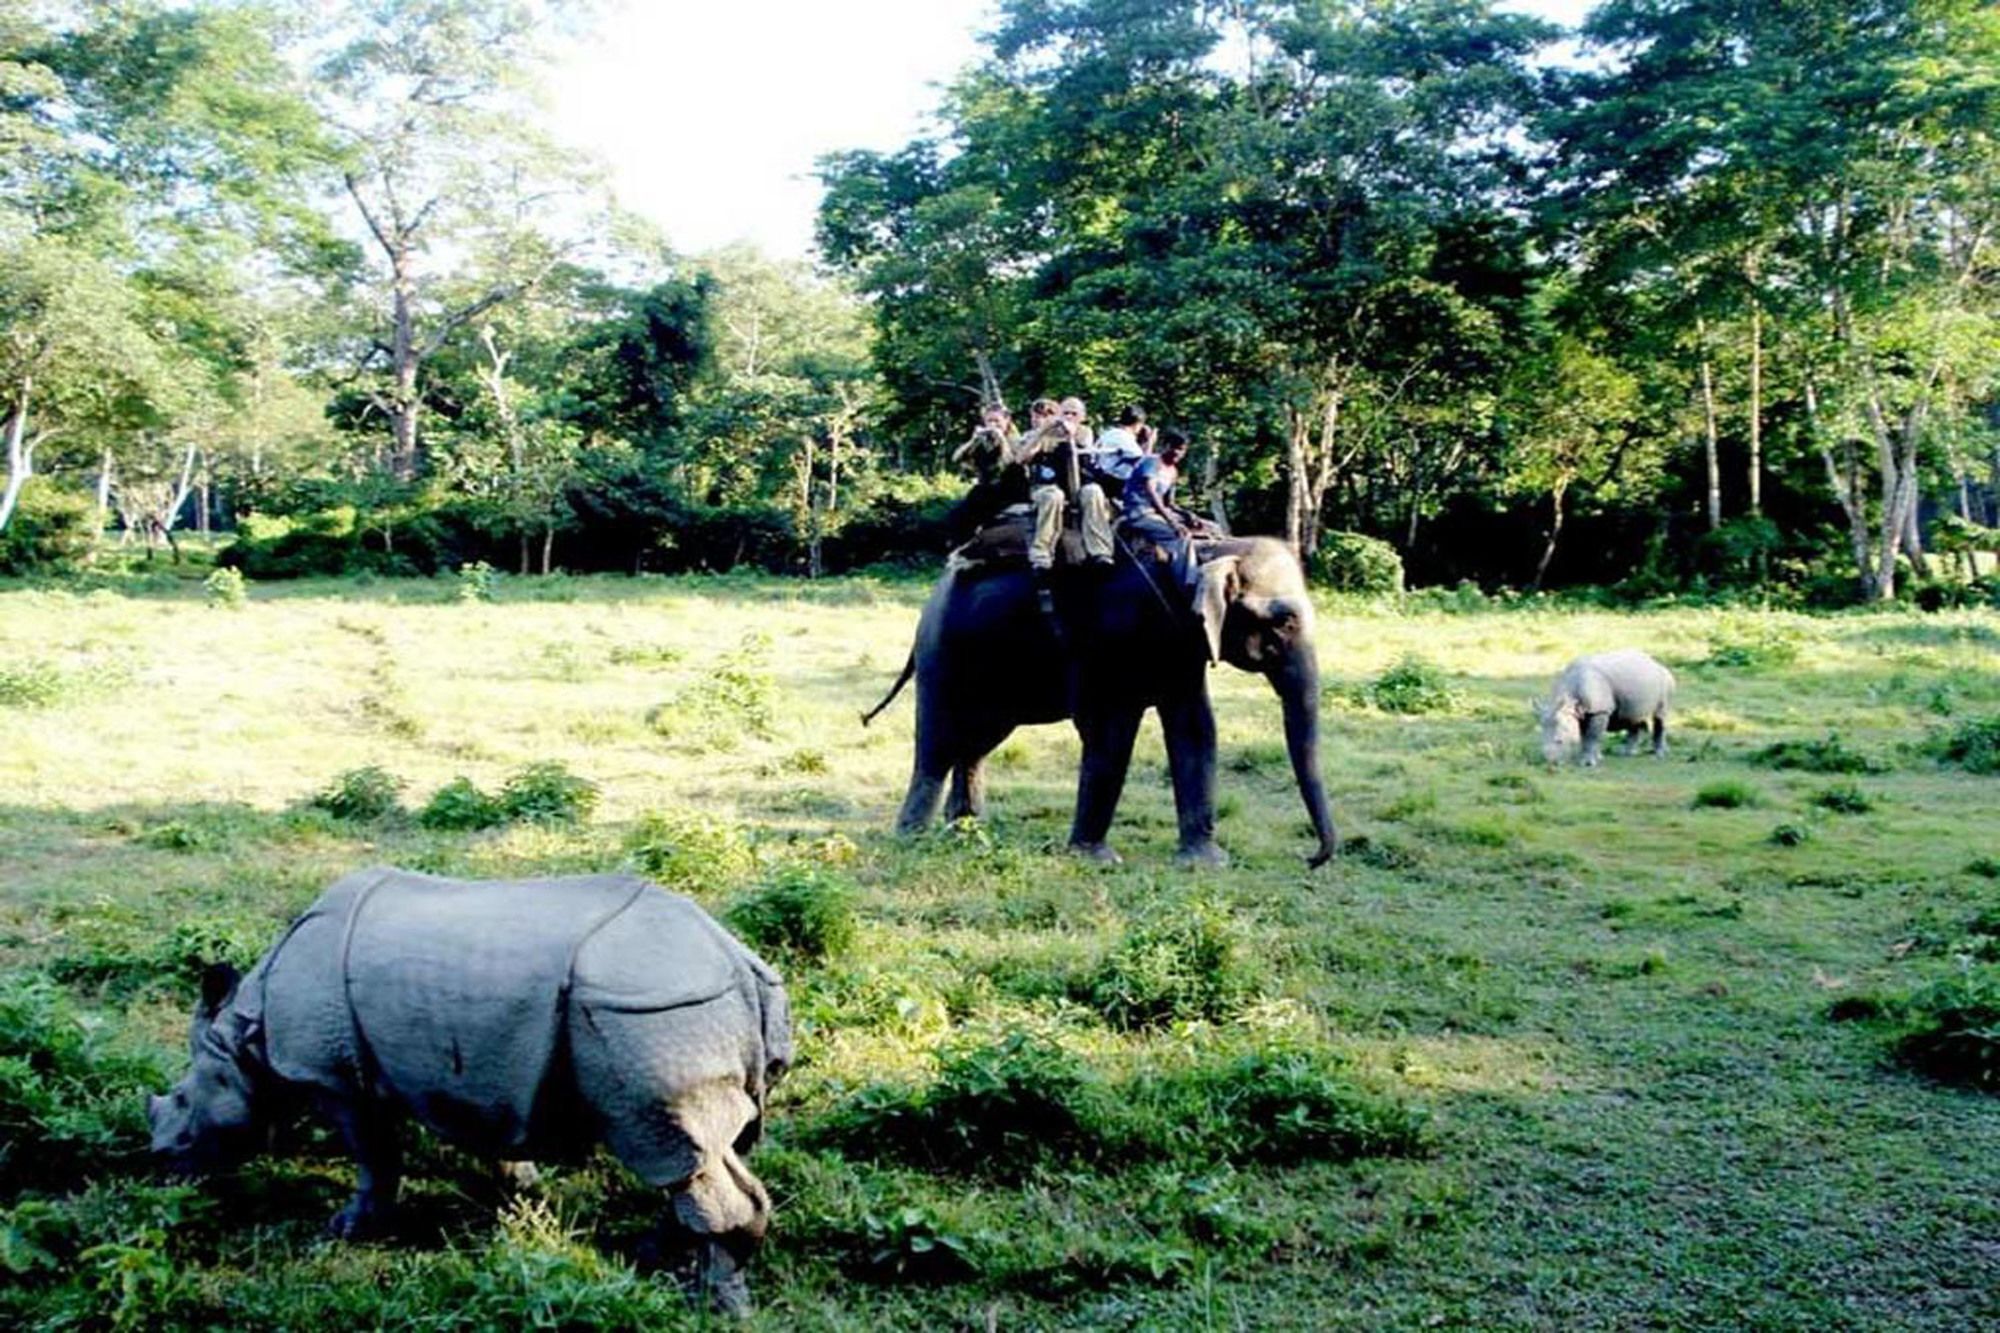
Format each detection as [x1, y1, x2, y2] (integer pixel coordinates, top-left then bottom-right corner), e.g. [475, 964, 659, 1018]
[1697, 327, 1721, 532]
[0, 378, 33, 531]
[1201, 438, 1231, 535]
[519, 532, 530, 576]
[1805, 379, 1877, 598]
[541, 526, 554, 575]
[1532, 480, 1567, 591]
[1284, 407, 1309, 560]
[96, 446, 113, 534]
[1746, 259, 1763, 518]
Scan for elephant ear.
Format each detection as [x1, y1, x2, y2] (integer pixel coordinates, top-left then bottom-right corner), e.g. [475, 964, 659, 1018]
[1194, 555, 1241, 663]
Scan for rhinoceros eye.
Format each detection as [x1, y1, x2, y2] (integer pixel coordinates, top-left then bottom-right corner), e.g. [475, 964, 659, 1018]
[174, 1091, 188, 1108]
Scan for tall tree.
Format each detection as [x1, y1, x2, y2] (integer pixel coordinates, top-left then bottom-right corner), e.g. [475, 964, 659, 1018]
[313, 0, 600, 480]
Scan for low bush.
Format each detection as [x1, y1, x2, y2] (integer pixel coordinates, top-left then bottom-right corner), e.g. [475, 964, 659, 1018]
[0, 976, 167, 1193]
[1893, 965, 2000, 1091]
[456, 560, 497, 603]
[725, 865, 857, 963]
[202, 566, 246, 610]
[802, 1028, 1099, 1174]
[50, 914, 269, 994]
[308, 765, 405, 821]
[1085, 899, 1258, 1031]
[1120, 1049, 1430, 1164]
[1706, 619, 1801, 670]
[1928, 714, 2000, 775]
[0, 482, 96, 576]
[1769, 822, 1811, 847]
[1360, 654, 1456, 715]
[1312, 530, 1404, 595]
[0, 660, 66, 709]
[416, 777, 506, 831]
[1751, 734, 1883, 774]
[1810, 783, 1876, 815]
[496, 761, 599, 825]
[648, 634, 779, 748]
[1692, 780, 1760, 809]
[623, 810, 758, 893]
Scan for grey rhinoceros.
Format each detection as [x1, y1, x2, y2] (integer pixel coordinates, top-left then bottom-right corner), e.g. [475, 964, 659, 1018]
[1535, 649, 1677, 766]
[147, 867, 791, 1314]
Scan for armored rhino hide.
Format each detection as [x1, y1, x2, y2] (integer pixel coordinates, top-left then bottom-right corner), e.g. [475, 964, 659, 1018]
[237, 868, 790, 1159]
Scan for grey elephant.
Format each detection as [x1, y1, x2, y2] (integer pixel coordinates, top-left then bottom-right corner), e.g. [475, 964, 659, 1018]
[147, 868, 791, 1315]
[1535, 649, 1676, 766]
[866, 534, 1338, 866]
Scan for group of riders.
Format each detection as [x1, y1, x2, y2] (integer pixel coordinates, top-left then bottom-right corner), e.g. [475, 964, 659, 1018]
[948, 395, 1219, 574]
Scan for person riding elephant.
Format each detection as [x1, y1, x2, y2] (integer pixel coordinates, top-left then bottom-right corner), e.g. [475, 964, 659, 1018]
[1012, 396, 1113, 572]
[864, 533, 1338, 868]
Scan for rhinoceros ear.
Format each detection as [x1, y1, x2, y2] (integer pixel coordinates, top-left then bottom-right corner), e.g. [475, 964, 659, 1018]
[1530, 697, 1549, 723]
[199, 962, 241, 1019]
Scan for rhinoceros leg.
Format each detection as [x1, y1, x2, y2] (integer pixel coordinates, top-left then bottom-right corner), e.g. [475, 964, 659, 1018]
[1651, 714, 1669, 757]
[322, 1095, 401, 1239]
[1579, 712, 1609, 767]
[570, 1003, 772, 1315]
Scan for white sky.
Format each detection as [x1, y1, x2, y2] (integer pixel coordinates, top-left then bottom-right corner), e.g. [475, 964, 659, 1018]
[547, 0, 1594, 263]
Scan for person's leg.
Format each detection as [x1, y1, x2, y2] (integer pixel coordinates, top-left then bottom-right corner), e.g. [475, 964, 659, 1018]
[1029, 485, 1064, 570]
[1079, 484, 1113, 563]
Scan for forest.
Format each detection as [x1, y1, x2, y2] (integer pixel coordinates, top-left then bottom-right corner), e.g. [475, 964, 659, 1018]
[3, 0, 1995, 602]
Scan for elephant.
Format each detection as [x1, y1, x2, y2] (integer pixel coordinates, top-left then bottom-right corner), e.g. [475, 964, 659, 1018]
[866, 535, 1338, 867]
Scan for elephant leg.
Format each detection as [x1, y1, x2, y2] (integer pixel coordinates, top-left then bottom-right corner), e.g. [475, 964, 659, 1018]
[945, 756, 989, 821]
[895, 752, 949, 834]
[1158, 683, 1225, 866]
[1069, 705, 1144, 862]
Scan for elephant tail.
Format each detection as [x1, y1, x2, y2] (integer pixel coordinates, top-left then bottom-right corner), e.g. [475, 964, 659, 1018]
[860, 651, 916, 727]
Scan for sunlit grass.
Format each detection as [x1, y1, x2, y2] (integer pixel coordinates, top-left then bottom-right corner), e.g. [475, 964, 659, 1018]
[2, 572, 1997, 1328]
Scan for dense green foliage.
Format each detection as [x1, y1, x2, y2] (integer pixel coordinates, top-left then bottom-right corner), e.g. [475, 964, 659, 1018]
[3, 0, 1994, 598]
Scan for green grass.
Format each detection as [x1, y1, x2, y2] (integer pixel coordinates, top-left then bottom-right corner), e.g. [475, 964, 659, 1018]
[2, 573, 1998, 1329]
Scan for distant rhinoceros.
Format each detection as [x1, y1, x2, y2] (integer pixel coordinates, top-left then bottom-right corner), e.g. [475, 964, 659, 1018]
[1535, 649, 1676, 767]
[147, 868, 791, 1314]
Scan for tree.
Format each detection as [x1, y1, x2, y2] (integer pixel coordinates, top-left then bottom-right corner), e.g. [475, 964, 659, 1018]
[313, 0, 601, 480]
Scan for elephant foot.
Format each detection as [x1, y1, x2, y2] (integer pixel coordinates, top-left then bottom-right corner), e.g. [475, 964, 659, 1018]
[327, 1192, 392, 1241]
[1068, 840, 1122, 866]
[1174, 841, 1229, 869]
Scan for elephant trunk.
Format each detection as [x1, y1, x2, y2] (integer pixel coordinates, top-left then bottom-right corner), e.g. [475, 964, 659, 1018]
[1273, 646, 1338, 867]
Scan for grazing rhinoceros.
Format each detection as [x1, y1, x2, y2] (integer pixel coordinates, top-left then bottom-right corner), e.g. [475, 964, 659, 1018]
[147, 868, 791, 1314]
[1535, 649, 1676, 767]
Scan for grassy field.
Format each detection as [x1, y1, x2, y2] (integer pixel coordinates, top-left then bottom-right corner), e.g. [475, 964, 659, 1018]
[2, 566, 1997, 1330]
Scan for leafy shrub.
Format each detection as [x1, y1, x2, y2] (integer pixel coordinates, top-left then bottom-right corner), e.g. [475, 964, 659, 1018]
[0, 482, 96, 575]
[1752, 734, 1883, 774]
[1971, 856, 2000, 879]
[308, 765, 405, 821]
[623, 810, 758, 893]
[1893, 966, 2000, 1090]
[0, 976, 167, 1192]
[1360, 654, 1456, 715]
[1312, 530, 1404, 594]
[1811, 783, 1875, 815]
[1769, 822, 1811, 847]
[50, 913, 270, 995]
[804, 1028, 1099, 1174]
[1121, 1049, 1430, 1164]
[1707, 619, 1801, 669]
[202, 566, 246, 610]
[1928, 714, 2000, 775]
[416, 777, 505, 831]
[1086, 899, 1258, 1030]
[496, 761, 598, 825]
[606, 641, 683, 667]
[456, 560, 497, 603]
[1692, 780, 1759, 809]
[0, 660, 65, 709]
[725, 866, 857, 963]
[648, 634, 778, 748]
